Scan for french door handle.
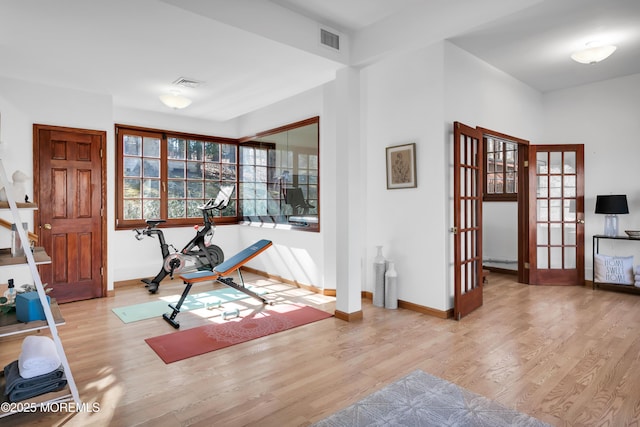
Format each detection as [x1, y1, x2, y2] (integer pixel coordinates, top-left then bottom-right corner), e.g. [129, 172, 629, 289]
[577, 219, 585, 224]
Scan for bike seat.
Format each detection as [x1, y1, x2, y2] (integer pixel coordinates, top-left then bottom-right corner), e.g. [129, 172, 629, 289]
[145, 219, 166, 228]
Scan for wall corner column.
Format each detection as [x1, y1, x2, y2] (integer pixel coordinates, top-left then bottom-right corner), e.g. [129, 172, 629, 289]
[333, 67, 364, 320]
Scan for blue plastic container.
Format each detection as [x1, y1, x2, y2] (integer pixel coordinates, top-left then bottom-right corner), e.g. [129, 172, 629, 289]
[15, 291, 51, 322]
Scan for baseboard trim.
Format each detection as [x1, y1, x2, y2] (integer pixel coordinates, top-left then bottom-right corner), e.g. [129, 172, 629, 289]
[361, 291, 451, 318]
[399, 300, 453, 319]
[334, 309, 363, 322]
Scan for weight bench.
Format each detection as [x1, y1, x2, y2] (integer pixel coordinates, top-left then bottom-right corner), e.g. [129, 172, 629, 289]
[163, 239, 273, 328]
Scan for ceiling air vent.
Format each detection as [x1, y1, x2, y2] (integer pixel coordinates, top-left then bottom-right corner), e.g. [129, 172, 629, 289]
[172, 77, 203, 88]
[320, 28, 340, 51]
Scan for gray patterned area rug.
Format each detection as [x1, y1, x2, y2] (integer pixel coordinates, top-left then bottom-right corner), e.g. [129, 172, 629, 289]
[313, 370, 552, 427]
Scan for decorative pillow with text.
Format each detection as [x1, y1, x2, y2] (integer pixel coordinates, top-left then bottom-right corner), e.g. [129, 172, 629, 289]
[594, 254, 634, 285]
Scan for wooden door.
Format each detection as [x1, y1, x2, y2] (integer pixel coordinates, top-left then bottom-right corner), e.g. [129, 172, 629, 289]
[453, 122, 484, 320]
[528, 144, 584, 285]
[34, 125, 106, 302]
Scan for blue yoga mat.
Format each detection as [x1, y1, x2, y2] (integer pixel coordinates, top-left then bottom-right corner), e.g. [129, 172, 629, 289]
[112, 286, 268, 323]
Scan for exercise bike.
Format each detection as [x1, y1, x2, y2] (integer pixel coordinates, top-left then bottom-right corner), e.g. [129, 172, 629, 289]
[134, 185, 234, 294]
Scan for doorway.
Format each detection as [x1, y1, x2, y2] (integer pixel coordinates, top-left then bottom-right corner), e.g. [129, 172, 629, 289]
[478, 128, 529, 283]
[33, 124, 107, 303]
[453, 122, 585, 319]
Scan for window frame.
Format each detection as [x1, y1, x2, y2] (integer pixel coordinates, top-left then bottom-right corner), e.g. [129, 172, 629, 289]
[479, 128, 529, 203]
[115, 124, 239, 230]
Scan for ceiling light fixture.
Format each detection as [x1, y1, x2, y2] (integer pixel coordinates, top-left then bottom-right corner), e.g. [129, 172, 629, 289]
[571, 42, 617, 64]
[159, 90, 192, 109]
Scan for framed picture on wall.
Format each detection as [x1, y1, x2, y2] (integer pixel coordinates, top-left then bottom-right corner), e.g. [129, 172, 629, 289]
[386, 143, 416, 189]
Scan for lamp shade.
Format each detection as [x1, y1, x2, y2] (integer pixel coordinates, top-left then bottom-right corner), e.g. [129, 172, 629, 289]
[571, 44, 617, 64]
[595, 195, 629, 214]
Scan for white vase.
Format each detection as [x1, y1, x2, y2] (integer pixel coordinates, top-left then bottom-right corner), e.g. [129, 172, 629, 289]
[373, 246, 386, 307]
[384, 261, 398, 309]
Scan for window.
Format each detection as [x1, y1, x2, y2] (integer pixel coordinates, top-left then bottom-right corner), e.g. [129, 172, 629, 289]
[240, 117, 319, 231]
[116, 118, 319, 231]
[484, 136, 518, 201]
[116, 126, 238, 228]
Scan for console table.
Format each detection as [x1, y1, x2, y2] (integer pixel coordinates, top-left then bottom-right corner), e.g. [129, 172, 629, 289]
[592, 234, 640, 294]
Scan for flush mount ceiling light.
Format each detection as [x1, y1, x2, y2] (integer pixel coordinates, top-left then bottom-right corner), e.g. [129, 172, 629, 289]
[571, 42, 617, 64]
[159, 90, 192, 109]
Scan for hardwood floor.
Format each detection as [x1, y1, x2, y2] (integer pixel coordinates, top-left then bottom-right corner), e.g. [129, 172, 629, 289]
[2, 272, 640, 426]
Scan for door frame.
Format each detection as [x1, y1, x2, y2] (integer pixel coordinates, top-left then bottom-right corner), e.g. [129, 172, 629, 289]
[477, 127, 530, 284]
[527, 144, 585, 285]
[33, 124, 108, 298]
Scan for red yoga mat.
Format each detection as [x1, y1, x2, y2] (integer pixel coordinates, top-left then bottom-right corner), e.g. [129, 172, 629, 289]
[145, 304, 333, 363]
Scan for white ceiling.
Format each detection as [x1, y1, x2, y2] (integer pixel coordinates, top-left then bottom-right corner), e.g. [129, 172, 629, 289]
[1, 0, 639, 121]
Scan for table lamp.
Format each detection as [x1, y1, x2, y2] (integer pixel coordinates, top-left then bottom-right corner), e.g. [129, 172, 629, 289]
[595, 195, 629, 237]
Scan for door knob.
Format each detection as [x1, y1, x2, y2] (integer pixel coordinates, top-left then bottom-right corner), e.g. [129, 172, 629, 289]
[577, 219, 585, 224]
[43, 223, 52, 230]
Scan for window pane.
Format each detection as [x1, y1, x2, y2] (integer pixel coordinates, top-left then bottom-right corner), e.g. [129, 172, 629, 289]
[124, 158, 141, 177]
[143, 200, 160, 219]
[222, 144, 236, 163]
[204, 163, 220, 180]
[124, 135, 142, 156]
[537, 176, 548, 198]
[564, 152, 576, 173]
[143, 137, 160, 157]
[256, 183, 268, 199]
[550, 199, 562, 221]
[142, 179, 160, 198]
[537, 247, 548, 269]
[550, 175, 562, 198]
[168, 161, 185, 179]
[205, 143, 220, 162]
[143, 159, 160, 178]
[186, 161, 202, 179]
[256, 166, 267, 182]
[241, 147, 255, 165]
[168, 200, 186, 218]
[124, 199, 141, 220]
[187, 200, 204, 218]
[550, 247, 562, 269]
[168, 180, 185, 198]
[187, 181, 203, 198]
[537, 223, 548, 245]
[168, 138, 185, 159]
[309, 155, 318, 170]
[564, 176, 576, 197]
[187, 140, 203, 161]
[537, 152, 548, 174]
[222, 165, 237, 181]
[550, 152, 562, 173]
[124, 179, 141, 198]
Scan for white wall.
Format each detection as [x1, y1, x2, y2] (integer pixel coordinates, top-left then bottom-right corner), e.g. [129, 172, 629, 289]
[541, 73, 640, 277]
[361, 43, 448, 310]
[483, 203, 518, 264]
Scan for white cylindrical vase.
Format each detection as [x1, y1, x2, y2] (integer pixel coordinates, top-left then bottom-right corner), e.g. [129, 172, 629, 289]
[384, 261, 398, 309]
[373, 246, 386, 307]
